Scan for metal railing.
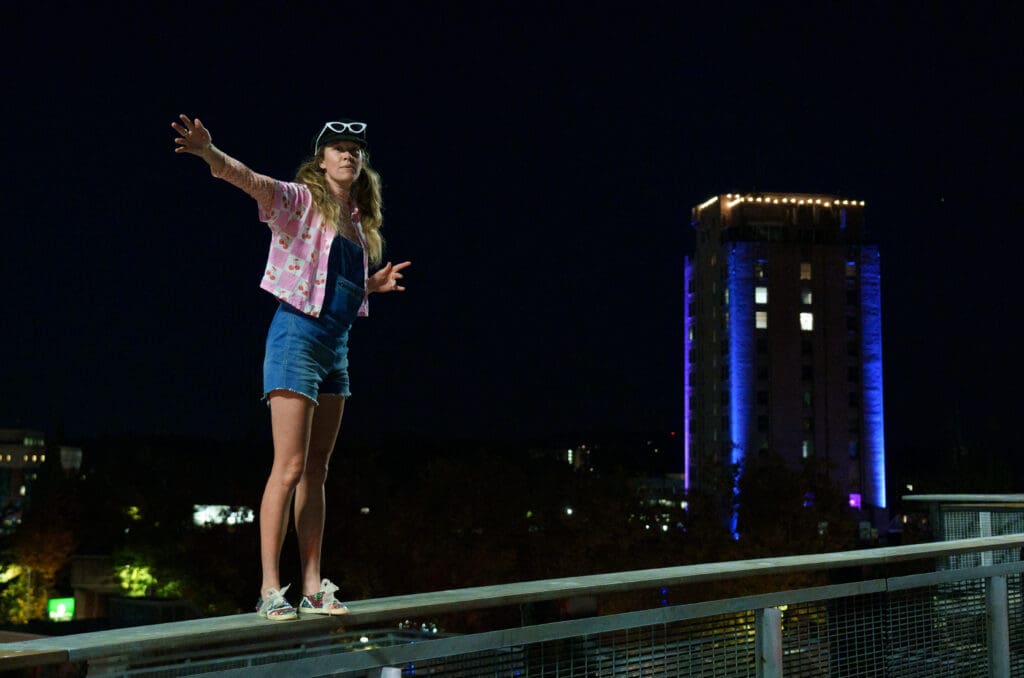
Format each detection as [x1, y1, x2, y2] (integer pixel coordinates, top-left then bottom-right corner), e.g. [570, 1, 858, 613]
[1, 534, 1022, 677]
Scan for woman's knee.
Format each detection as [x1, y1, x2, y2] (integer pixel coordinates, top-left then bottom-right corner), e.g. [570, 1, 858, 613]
[302, 456, 330, 486]
[270, 455, 307, 488]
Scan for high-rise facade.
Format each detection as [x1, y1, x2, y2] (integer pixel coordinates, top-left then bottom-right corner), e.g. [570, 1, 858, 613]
[684, 194, 886, 529]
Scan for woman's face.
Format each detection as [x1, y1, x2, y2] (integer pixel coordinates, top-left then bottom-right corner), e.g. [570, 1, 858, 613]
[319, 141, 364, 190]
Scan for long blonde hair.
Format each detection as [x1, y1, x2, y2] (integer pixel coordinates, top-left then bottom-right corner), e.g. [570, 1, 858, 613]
[295, 150, 384, 266]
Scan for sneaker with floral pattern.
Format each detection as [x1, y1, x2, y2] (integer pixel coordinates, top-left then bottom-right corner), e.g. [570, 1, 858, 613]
[299, 578, 349, 615]
[256, 584, 297, 621]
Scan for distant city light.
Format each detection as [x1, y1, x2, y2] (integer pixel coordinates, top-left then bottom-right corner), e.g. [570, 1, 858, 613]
[192, 505, 255, 527]
[360, 507, 371, 515]
[565, 507, 573, 516]
[848, 493, 862, 510]
[360, 636, 369, 643]
[48, 598, 75, 622]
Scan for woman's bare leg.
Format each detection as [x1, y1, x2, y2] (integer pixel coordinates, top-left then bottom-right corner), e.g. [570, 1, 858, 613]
[260, 391, 315, 597]
[295, 394, 346, 596]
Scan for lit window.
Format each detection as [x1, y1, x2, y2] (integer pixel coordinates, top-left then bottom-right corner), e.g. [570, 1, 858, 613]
[802, 440, 812, 458]
[724, 289, 730, 305]
[755, 286, 768, 304]
[800, 312, 814, 331]
[845, 261, 857, 277]
[800, 262, 812, 280]
[848, 493, 862, 509]
[756, 311, 768, 329]
[801, 289, 812, 305]
[755, 260, 767, 279]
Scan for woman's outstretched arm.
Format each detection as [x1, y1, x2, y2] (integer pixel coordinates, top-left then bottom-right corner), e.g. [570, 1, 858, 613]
[172, 114, 275, 210]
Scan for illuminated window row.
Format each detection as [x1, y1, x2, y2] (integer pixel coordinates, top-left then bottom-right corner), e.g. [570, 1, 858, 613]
[0, 454, 46, 463]
[756, 286, 811, 305]
[754, 313, 814, 331]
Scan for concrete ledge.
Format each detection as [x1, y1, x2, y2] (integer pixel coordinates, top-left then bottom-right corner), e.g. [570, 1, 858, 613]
[0, 648, 69, 670]
[0, 613, 344, 666]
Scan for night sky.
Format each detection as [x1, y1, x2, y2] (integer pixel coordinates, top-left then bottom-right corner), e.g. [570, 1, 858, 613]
[3, 3, 1021, 471]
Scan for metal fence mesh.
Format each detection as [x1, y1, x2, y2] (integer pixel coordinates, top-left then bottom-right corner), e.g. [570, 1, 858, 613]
[388, 612, 759, 677]
[369, 578, 1024, 678]
[1011, 572, 1024, 675]
[782, 594, 886, 677]
[885, 579, 989, 677]
[941, 509, 1024, 570]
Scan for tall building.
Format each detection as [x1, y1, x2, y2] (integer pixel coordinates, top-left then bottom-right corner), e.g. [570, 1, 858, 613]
[684, 193, 886, 531]
[0, 428, 47, 533]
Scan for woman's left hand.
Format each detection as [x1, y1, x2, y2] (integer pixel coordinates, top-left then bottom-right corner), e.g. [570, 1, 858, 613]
[368, 261, 412, 293]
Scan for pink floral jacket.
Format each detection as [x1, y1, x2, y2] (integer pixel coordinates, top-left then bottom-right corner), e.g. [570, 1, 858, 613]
[212, 156, 369, 318]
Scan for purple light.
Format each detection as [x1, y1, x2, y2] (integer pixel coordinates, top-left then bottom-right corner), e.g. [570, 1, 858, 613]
[849, 493, 862, 510]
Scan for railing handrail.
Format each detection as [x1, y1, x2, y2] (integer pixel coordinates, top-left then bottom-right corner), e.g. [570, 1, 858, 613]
[1, 534, 1021, 669]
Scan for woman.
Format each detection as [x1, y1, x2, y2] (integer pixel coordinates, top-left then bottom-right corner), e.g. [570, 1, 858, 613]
[172, 114, 410, 620]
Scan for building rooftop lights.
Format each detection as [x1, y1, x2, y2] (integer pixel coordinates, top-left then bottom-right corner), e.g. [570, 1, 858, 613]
[696, 195, 719, 210]
[707, 194, 865, 209]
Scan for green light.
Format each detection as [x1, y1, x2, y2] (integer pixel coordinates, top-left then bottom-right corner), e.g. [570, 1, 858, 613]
[48, 597, 75, 622]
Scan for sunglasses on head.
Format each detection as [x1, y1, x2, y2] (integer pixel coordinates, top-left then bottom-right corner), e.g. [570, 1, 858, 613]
[315, 121, 367, 148]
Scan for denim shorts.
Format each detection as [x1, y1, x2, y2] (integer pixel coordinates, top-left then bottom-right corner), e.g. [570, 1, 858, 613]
[262, 270, 365, 405]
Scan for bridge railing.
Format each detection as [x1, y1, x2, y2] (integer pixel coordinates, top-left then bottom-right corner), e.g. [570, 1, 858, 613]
[1, 534, 1022, 677]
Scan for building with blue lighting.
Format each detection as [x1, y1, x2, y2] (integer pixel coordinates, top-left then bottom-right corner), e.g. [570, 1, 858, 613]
[684, 194, 887, 530]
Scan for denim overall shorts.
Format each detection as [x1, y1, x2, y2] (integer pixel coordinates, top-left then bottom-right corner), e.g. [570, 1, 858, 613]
[262, 235, 365, 403]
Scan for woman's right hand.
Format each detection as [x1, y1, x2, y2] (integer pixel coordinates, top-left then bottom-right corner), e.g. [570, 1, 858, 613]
[171, 114, 213, 156]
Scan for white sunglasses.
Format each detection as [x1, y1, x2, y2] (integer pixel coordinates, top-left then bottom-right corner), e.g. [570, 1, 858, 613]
[315, 121, 367, 149]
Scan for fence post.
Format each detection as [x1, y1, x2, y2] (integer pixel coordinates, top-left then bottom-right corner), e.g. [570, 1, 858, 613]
[987, 575, 1009, 678]
[755, 607, 782, 678]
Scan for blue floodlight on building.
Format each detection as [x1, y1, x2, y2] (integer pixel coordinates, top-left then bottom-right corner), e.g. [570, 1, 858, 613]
[683, 257, 694, 492]
[860, 248, 886, 508]
[727, 244, 755, 537]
